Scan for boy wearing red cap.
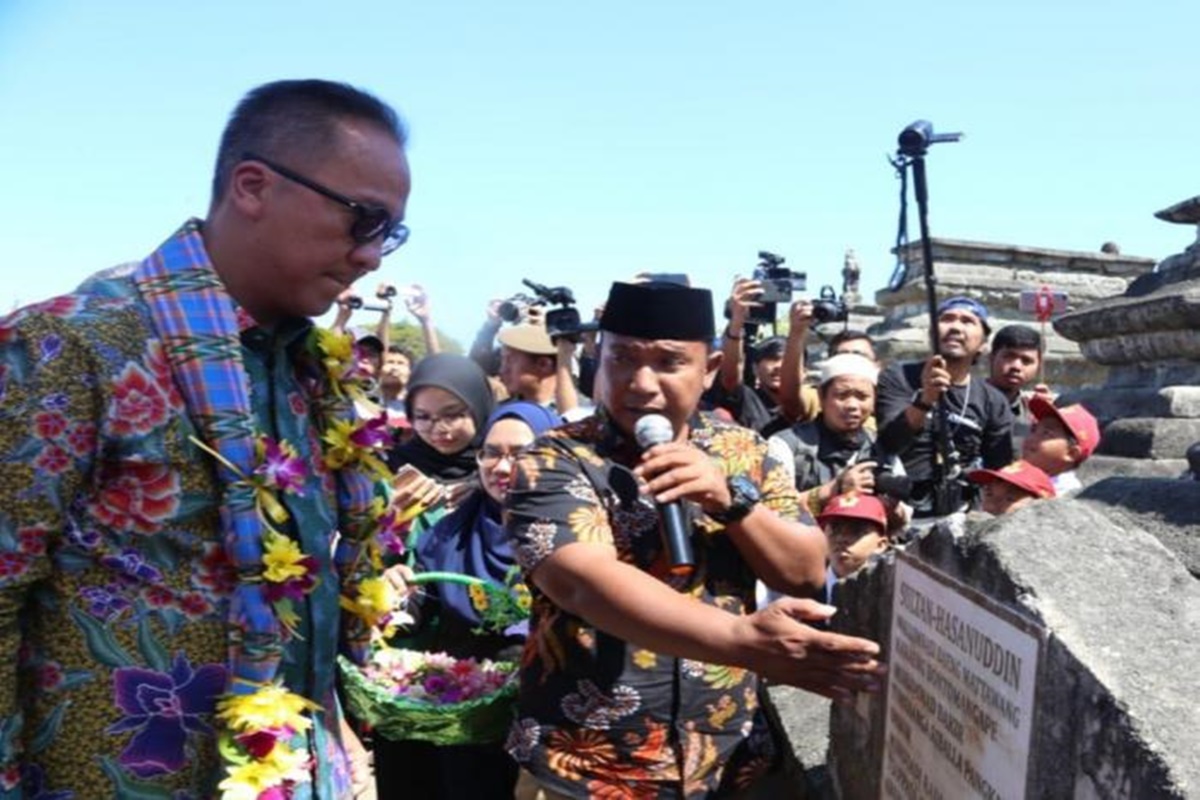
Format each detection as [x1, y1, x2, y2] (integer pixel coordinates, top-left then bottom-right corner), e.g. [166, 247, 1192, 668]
[817, 492, 894, 580]
[967, 459, 1056, 515]
[1021, 397, 1101, 496]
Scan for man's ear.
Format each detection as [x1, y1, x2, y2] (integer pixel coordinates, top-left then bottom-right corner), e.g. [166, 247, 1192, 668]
[703, 348, 723, 390]
[1068, 442, 1085, 466]
[227, 161, 272, 219]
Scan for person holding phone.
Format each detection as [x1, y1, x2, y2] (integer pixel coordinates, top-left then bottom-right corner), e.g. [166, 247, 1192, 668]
[374, 401, 562, 799]
[387, 353, 496, 536]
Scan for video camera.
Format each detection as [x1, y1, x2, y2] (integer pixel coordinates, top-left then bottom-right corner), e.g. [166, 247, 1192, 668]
[520, 279, 598, 342]
[748, 251, 807, 325]
[811, 285, 849, 325]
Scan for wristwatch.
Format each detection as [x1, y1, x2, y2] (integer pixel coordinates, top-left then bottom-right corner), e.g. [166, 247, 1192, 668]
[710, 475, 761, 525]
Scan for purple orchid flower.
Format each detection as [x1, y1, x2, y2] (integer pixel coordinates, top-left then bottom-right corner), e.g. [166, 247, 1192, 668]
[255, 437, 307, 495]
[107, 653, 226, 778]
[349, 416, 390, 450]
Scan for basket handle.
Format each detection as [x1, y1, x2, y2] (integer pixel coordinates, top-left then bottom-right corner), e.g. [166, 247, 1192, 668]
[408, 571, 490, 589]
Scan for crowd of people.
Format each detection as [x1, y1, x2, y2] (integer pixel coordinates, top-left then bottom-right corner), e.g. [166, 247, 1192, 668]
[0, 77, 1103, 800]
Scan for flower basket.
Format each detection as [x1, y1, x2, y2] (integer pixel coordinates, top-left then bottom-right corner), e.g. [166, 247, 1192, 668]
[339, 572, 527, 746]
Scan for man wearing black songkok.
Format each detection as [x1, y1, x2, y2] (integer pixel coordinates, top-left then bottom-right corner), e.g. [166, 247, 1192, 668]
[504, 281, 884, 798]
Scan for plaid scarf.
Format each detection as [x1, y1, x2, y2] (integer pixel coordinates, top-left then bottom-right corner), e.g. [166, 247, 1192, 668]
[133, 220, 377, 695]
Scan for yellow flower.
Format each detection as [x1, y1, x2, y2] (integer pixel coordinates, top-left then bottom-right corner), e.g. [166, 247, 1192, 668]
[468, 583, 490, 612]
[514, 583, 532, 611]
[216, 684, 316, 734]
[262, 532, 308, 583]
[632, 649, 658, 669]
[316, 328, 354, 366]
[358, 577, 395, 617]
[218, 760, 279, 800]
[321, 419, 357, 470]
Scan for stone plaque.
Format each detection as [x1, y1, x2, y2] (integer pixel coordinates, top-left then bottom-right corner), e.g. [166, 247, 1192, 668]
[881, 553, 1045, 800]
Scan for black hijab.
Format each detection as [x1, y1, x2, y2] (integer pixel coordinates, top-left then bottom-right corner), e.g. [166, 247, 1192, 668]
[387, 353, 495, 481]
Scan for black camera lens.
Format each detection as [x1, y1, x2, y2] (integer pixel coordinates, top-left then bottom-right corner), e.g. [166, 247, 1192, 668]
[346, 296, 363, 310]
[873, 470, 912, 501]
[498, 301, 523, 323]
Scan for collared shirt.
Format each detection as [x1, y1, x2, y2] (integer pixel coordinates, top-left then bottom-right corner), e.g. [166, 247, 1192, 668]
[0, 233, 354, 798]
[504, 411, 802, 798]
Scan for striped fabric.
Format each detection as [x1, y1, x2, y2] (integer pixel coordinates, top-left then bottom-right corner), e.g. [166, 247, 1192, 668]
[133, 220, 377, 694]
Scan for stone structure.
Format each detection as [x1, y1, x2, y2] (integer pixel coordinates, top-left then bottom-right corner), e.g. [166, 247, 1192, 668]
[1055, 196, 1200, 473]
[868, 239, 1154, 392]
[764, 482, 1199, 799]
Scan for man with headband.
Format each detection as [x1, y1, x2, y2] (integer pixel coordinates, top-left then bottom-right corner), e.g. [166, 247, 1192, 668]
[876, 295, 1014, 517]
[0, 80, 408, 798]
[504, 281, 884, 798]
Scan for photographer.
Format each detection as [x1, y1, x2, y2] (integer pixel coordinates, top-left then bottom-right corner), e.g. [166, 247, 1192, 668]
[496, 312, 584, 418]
[769, 354, 907, 527]
[875, 296, 1013, 517]
[712, 276, 783, 433]
[779, 299, 880, 429]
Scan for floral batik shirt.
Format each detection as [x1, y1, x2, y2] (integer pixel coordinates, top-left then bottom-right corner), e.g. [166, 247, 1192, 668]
[0, 245, 357, 798]
[504, 411, 804, 799]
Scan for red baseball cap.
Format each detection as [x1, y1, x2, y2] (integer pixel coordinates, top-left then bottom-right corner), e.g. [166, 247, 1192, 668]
[967, 459, 1056, 499]
[1028, 397, 1101, 460]
[817, 492, 888, 529]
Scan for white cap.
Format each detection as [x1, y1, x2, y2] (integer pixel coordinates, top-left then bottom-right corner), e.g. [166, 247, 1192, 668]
[818, 353, 878, 387]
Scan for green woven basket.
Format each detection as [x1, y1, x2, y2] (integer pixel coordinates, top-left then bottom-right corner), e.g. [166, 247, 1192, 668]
[338, 654, 517, 745]
[339, 571, 525, 746]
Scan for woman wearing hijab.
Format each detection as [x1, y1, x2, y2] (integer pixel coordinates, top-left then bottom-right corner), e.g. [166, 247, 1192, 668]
[386, 353, 496, 536]
[373, 401, 563, 800]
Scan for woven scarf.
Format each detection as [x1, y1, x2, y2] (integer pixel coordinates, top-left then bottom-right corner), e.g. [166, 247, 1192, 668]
[133, 221, 377, 695]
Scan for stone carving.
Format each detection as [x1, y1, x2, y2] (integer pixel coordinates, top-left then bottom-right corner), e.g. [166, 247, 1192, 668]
[841, 248, 862, 306]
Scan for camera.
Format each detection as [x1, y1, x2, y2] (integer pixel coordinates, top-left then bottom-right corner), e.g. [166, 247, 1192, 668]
[897, 120, 963, 157]
[811, 285, 849, 325]
[521, 279, 598, 342]
[748, 251, 807, 325]
[753, 251, 806, 305]
[497, 293, 538, 323]
[872, 466, 912, 501]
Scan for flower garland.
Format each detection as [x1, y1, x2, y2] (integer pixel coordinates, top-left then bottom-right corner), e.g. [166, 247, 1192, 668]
[215, 683, 319, 800]
[204, 327, 397, 800]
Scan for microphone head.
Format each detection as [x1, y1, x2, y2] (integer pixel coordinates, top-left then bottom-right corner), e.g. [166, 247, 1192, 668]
[634, 414, 674, 450]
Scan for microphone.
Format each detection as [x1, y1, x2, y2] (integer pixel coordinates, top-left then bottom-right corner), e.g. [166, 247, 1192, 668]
[633, 414, 694, 576]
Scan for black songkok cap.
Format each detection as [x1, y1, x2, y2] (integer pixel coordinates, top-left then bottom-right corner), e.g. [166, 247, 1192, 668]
[600, 281, 715, 341]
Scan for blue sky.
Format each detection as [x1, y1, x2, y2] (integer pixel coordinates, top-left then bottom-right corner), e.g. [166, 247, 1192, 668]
[2, 0, 1196, 346]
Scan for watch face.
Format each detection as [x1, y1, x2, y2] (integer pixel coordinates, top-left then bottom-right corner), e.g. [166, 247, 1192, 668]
[730, 475, 761, 504]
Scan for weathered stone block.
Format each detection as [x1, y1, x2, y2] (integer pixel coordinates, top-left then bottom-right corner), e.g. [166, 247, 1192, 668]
[1098, 417, 1200, 459]
[1076, 477, 1200, 577]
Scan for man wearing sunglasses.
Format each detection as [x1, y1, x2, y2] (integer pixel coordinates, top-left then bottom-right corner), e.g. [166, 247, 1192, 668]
[0, 80, 409, 798]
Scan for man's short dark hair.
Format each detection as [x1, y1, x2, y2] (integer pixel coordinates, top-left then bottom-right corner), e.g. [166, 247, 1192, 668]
[826, 329, 875, 359]
[751, 336, 785, 363]
[211, 79, 407, 203]
[991, 324, 1042, 354]
[387, 344, 413, 359]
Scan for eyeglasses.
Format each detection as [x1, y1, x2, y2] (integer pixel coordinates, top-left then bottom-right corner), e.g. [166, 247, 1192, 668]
[411, 407, 471, 430]
[242, 152, 410, 255]
[476, 445, 532, 468]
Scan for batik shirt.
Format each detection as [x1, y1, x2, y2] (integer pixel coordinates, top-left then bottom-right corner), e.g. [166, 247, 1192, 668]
[0, 242, 357, 798]
[504, 411, 803, 799]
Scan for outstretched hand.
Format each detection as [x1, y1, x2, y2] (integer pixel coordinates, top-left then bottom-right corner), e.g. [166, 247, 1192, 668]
[734, 597, 885, 703]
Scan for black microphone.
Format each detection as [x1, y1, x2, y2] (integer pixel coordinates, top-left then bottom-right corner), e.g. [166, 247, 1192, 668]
[634, 414, 694, 576]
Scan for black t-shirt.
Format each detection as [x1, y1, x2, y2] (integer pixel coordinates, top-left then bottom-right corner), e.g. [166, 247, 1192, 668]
[875, 361, 1013, 491]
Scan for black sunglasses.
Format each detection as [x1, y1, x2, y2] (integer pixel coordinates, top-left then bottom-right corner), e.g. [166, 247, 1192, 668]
[242, 152, 409, 255]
